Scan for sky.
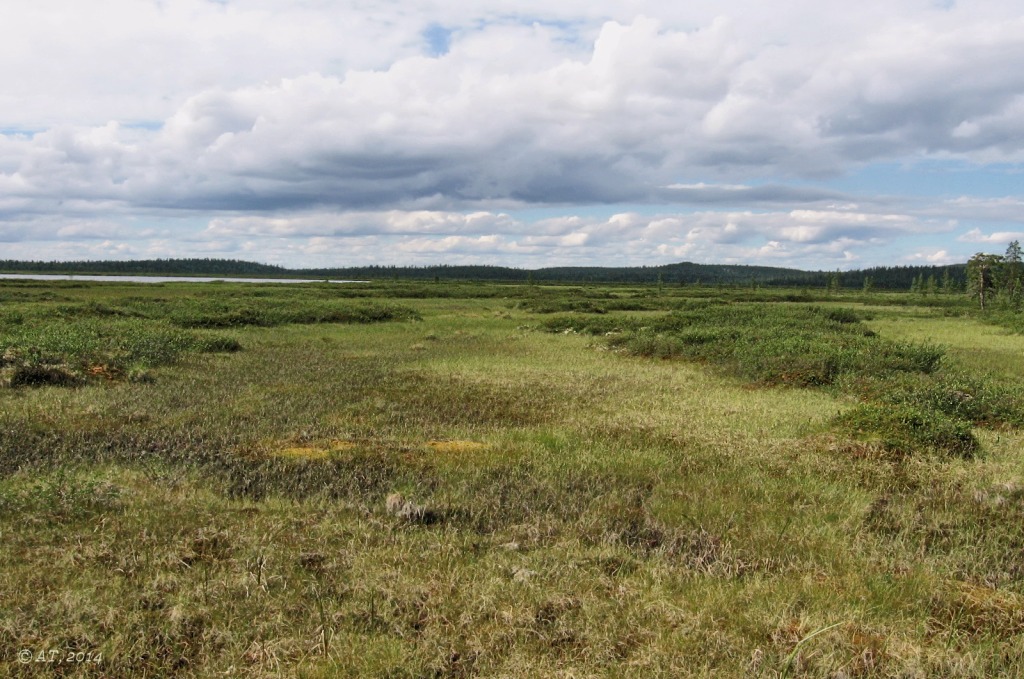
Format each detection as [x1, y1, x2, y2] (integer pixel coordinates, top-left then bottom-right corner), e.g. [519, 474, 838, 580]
[2, 1, 1023, 271]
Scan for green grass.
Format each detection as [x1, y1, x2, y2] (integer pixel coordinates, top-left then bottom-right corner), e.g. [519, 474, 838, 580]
[2, 280, 1024, 676]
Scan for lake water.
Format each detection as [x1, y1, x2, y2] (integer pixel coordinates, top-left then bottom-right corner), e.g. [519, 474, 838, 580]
[0, 274, 364, 284]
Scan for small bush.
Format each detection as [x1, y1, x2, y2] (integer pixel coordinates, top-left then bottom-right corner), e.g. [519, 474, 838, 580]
[0, 472, 125, 522]
[833, 403, 978, 458]
[823, 308, 861, 324]
[877, 340, 945, 374]
[9, 363, 83, 388]
[850, 372, 1024, 429]
[195, 335, 243, 353]
[618, 331, 687, 359]
[542, 315, 624, 335]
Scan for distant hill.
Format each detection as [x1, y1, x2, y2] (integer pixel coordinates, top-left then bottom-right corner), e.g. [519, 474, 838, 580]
[0, 257, 967, 290]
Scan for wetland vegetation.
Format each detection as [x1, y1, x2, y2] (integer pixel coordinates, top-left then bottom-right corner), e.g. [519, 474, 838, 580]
[2, 278, 1024, 677]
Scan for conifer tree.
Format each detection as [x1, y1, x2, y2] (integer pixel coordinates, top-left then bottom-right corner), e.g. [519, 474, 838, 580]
[967, 253, 1002, 310]
[1001, 241, 1023, 308]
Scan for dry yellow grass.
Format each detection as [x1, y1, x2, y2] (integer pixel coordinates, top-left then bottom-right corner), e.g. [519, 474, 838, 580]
[425, 439, 488, 453]
[276, 445, 331, 459]
[272, 439, 358, 459]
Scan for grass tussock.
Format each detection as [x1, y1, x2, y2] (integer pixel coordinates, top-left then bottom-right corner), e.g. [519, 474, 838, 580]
[843, 371, 1024, 429]
[0, 320, 242, 387]
[834, 402, 978, 458]
[544, 303, 942, 387]
[165, 300, 420, 329]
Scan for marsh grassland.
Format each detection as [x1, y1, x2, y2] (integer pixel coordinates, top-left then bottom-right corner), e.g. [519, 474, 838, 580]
[2, 280, 1024, 677]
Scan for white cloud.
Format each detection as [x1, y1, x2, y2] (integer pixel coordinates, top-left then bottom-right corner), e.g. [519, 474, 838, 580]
[205, 206, 956, 268]
[959, 228, 1024, 244]
[939, 197, 1024, 224]
[2, 1, 1023, 268]
[666, 183, 750, 191]
[8, 10, 1024, 209]
[904, 249, 961, 264]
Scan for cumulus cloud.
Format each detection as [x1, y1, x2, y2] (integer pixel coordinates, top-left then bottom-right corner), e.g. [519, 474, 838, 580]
[1, 1, 1023, 267]
[160, 205, 948, 268]
[904, 249, 962, 265]
[959, 228, 1024, 244]
[204, 210, 522, 238]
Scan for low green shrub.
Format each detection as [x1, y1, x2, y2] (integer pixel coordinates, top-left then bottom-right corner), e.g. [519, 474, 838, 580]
[0, 471, 125, 522]
[9, 363, 83, 388]
[833, 403, 978, 458]
[195, 335, 243, 353]
[543, 315, 624, 335]
[521, 297, 667, 313]
[847, 372, 1024, 428]
[823, 308, 861, 324]
[548, 304, 944, 387]
[167, 300, 421, 328]
[876, 340, 945, 374]
[523, 299, 608, 314]
[1, 318, 244, 387]
[615, 331, 687, 360]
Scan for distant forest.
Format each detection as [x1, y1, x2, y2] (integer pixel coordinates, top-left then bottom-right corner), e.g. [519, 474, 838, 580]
[0, 258, 287, 276]
[0, 257, 968, 290]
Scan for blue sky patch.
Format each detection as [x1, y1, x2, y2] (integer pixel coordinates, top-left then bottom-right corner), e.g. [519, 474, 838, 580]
[422, 24, 452, 57]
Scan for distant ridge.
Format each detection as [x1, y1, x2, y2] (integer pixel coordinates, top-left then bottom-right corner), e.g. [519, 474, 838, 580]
[0, 258, 966, 290]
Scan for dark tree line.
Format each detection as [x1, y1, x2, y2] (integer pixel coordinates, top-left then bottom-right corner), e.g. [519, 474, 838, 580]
[0, 258, 288, 276]
[830, 265, 967, 293]
[0, 256, 974, 289]
[294, 261, 827, 285]
[292, 262, 967, 288]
